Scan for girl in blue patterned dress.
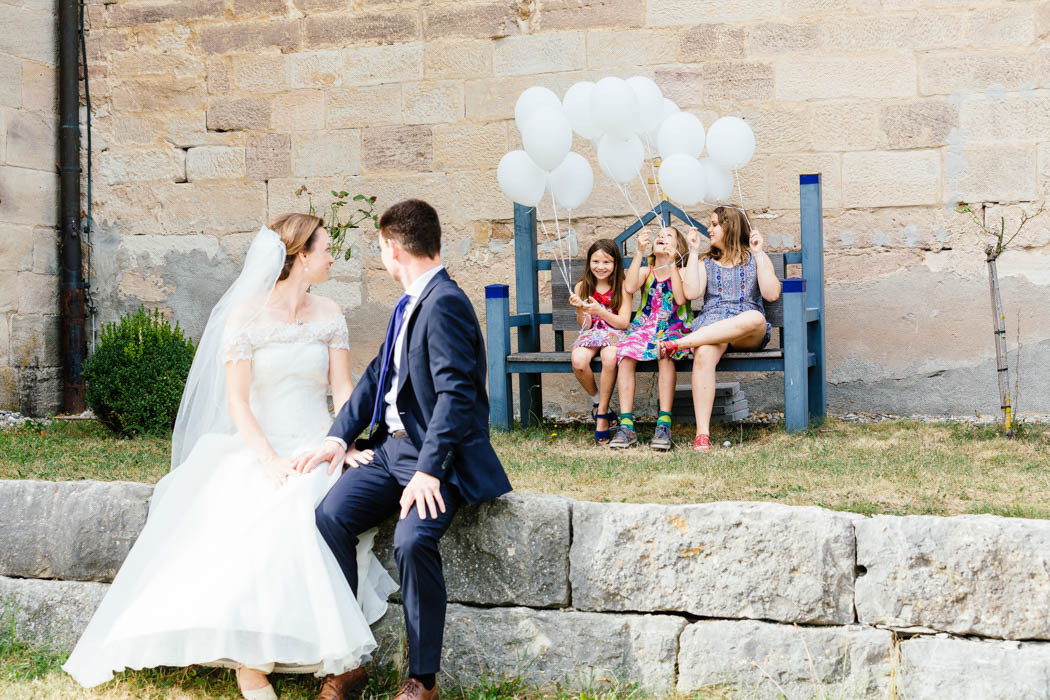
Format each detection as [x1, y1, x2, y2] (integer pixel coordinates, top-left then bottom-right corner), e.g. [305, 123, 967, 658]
[660, 207, 781, 452]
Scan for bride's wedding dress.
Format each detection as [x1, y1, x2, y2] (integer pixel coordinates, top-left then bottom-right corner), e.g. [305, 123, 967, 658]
[63, 313, 397, 688]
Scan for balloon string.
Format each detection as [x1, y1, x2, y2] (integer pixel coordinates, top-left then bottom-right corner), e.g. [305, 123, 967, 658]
[733, 168, 753, 233]
[637, 168, 658, 214]
[618, 183, 685, 273]
[548, 185, 573, 295]
[649, 158, 663, 202]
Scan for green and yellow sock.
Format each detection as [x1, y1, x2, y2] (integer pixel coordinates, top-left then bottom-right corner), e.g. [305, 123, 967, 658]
[657, 411, 673, 427]
[619, 413, 634, 429]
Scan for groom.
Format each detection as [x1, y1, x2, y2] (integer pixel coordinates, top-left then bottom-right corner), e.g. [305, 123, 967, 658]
[295, 199, 512, 700]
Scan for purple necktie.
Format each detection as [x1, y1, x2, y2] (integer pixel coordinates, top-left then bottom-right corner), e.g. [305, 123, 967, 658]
[368, 293, 411, 437]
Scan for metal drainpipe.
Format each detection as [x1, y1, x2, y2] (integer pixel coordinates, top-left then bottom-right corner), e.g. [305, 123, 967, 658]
[59, 0, 87, 413]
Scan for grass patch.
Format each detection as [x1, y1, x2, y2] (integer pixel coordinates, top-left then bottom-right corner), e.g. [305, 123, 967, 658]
[2, 418, 1048, 518]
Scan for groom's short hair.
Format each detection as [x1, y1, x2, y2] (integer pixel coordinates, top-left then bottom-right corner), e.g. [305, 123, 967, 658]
[378, 199, 441, 259]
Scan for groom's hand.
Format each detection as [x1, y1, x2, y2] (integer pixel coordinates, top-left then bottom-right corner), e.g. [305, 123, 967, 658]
[399, 471, 445, 521]
[344, 447, 375, 469]
[295, 440, 345, 475]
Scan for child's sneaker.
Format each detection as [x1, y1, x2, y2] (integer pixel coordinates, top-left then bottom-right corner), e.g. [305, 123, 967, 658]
[650, 423, 673, 451]
[692, 434, 711, 452]
[608, 425, 638, 449]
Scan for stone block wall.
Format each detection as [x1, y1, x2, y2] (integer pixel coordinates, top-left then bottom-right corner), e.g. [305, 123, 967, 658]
[3, 1, 1050, 416]
[0, 1, 61, 414]
[3, 481, 1050, 697]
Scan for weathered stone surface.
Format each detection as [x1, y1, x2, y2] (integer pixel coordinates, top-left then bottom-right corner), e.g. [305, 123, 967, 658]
[0, 5, 56, 66]
[20, 60, 56, 113]
[233, 53, 289, 93]
[945, 143, 1038, 205]
[678, 621, 893, 698]
[842, 150, 941, 208]
[653, 66, 704, 108]
[421, 2, 521, 40]
[537, 0, 644, 32]
[303, 12, 419, 48]
[0, 480, 153, 582]
[361, 125, 432, 173]
[856, 514, 1050, 640]
[112, 77, 204, 113]
[777, 53, 916, 100]
[648, 0, 779, 26]
[198, 20, 301, 55]
[493, 31, 586, 77]
[811, 101, 877, 152]
[186, 146, 245, 180]
[402, 81, 464, 125]
[327, 84, 403, 129]
[748, 22, 820, 55]
[0, 166, 58, 227]
[878, 99, 958, 150]
[919, 51, 1043, 95]
[15, 271, 57, 315]
[965, 5, 1038, 47]
[0, 576, 109, 652]
[292, 130, 360, 178]
[376, 494, 571, 608]
[900, 637, 1050, 699]
[0, 53, 20, 108]
[206, 97, 271, 132]
[443, 604, 684, 693]
[433, 121, 506, 172]
[702, 60, 774, 104]
[959, 93, 1050, 144]
[110, 51, 204, 80]
[99, 181, 267, 236]
[4, 109, 56, 171]
[770, 153, 841, 209]
[423, 40, 493, 80]
[341, 43, 422, 87]
[104, 0, 224, 27]
[570, 501, 859, 624]
[822, 12, 964, 51]
[587, 28, 680, 69]
[98, 147, 186, 184]
[271, 90, 325, 132]
[246, 133, 291, 181]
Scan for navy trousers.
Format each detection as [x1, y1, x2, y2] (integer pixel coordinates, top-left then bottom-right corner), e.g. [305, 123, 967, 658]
[315, 434, 460, 675]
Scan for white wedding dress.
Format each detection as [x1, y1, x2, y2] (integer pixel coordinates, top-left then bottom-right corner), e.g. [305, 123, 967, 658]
[64, 314, 397, 688]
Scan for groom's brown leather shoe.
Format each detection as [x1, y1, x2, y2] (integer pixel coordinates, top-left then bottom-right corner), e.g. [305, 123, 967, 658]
[393, 677, 439, 700]
[317, 667, 367, 700]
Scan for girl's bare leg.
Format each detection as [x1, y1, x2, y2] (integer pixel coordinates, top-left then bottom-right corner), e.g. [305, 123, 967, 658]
[617, 357, 637, 415]
[657, 356, 677, 413]
[597, 345, 619, 432]
[571, 346, 599, 397]
[692, 343, 728, 436]
[677, 310, 767, 350]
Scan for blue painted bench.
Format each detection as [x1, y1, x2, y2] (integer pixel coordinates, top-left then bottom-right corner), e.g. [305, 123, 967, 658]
[485, 173, 827, 433]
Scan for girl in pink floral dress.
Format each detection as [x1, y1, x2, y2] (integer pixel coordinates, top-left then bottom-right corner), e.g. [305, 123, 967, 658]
[569, 239, 631, 444]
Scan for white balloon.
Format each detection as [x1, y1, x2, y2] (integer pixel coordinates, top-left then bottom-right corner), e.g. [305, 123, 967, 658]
[514, 86, 562, 134]
[497, 150, 547, 207]
[658, 153, 706, 206]
[522, 108, 573, 171]
[706, 116, 756, 170]
[626, 76, 664, 134]
[700, 157, 734, 202]
[562, 81, 601, 141]
[549, 152, 594, 210]
[590, 76, 640, 140]
[597, 133, 644, 184]
[644, 98, 680, 152]
[657, 111, 705, 160]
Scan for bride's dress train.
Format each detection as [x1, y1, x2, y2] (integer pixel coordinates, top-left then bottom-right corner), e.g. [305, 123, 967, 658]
[63, 316, 397, 688]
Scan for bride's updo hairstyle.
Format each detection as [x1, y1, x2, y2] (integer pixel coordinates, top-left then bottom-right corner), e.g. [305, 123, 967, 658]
[270, 213, 324, 280]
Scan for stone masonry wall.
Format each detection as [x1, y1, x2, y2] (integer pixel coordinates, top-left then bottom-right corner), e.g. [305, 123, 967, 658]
[0, 1, 61, 414]
[3, 1, 1050, 416]
[3, 481, 1050, 697]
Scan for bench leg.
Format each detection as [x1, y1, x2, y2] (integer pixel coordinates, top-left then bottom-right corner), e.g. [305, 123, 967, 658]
[783, 278, 809, 433]
[485, 285, 513, 431]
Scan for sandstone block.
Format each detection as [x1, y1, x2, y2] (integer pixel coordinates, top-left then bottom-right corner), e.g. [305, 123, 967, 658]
[198, 20, 301, 55]
[424, 40, 493, 80]
[0, 225, 35, 272]
[0, 166, 58, 226]
[919, 51, 1041, 95]
[1040, 143, 1050, 197]
[292, 130, 360, 177]
[678, 621, 893, 698]
[811, 102, 877, 152]
[246, 133, 291, 180]
[5, 110, 56, 171]
[15, 272, 58, 315]
[186, 146, 246, 180]
[878, 99, 958, 150]
[653, 66, 704, 108]
[341, 43, 422, 87]
[443, 605, 684, 693]
[112, 78, 204, 113]
[10, 313, 59, 368]
[21, 60, 56, 113]
[958, 93, 1050, 144]
[0, 576, 109, 652]
[782, 0, 867, 11]
[570, 501, 858, 624]
[304, 12, 419, 48]
[433, 121, 507, 172]
[822, 12, 963, 52]
[289, 50, 339, 90]
[110, 52, 204, 80]
[422, 2, 521, 40]
[0, 366, 15, 409]
[98, 147, 186, 184]
[229, 0, 288, 18]
[842, 150, 940, 208]
[588, 28, 679, 69]
[206, 56, 230, 96]
[403, 81, 464, 125]
[206, 97, 271, 132]
[105, 112, 210, 150]
[271, 90, 325, 132]
[493, 31, 586, 77]
[104, 0, 224, 27]
[965, 5, 1037, 47]
[648, 0, 778, 25]
[18, 366, 62, 417]
[856, 514, 1050, 639]
[327, 84, 403, 129]
[747, 22, 819, 55]
[32, 228, 58, 275]
[899, 637, 1050, 700]
[770, 153, 841, 209]
[675, 24, 745, 63]
[0, 480, 154, 582]
[233, 53, 289, 93]
[0, 5, 56, 66]
[104, 181, 267, 236]
[947, 143, 1038, 204]
[537, 0, 644, 31]
[777, 54, 916, 100]
[703, 60, 774, 104]
[361, 125, 431, 173]
[465, 72, 592, 122]
[0, 273, 16, 312]
[0, 53, 20, 108]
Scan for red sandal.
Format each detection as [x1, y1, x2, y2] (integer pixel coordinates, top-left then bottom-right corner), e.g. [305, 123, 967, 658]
[692, 434, 711, 452]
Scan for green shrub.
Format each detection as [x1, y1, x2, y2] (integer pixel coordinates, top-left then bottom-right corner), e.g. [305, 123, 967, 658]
[83, 306, 196, 437]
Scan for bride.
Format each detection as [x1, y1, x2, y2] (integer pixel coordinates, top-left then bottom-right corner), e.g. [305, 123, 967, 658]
[63, 214, 397, 699]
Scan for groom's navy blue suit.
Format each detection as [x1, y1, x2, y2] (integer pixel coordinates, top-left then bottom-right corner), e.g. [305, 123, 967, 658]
[316, 268, 511, 676]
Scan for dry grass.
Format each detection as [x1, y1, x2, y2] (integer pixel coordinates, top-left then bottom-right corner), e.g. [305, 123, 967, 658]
[2, 417, 1048, 518]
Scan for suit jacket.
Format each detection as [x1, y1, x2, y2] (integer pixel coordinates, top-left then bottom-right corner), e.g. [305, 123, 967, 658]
[328, 268, 512, 505]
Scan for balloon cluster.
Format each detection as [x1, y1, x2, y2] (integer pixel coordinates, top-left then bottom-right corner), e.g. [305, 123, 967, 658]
[497, 77, 758, 212]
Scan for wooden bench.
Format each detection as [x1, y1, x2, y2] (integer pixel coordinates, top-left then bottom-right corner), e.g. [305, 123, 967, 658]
[485, 173, 828, 433]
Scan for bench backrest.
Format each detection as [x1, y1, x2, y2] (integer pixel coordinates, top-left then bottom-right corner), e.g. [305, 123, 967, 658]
[550, 253, 787, 346]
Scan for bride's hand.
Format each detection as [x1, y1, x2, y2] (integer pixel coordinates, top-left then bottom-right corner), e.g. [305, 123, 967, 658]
[261, 455, 295, 486]
[294, 440, 346, 475]
[345, 447, 375, 469]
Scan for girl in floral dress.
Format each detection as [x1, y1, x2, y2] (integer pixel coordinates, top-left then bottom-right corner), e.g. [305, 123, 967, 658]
[663, 206, 782, 452]
[569, 239, 631, 444]
[609, 226, 695, 451]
